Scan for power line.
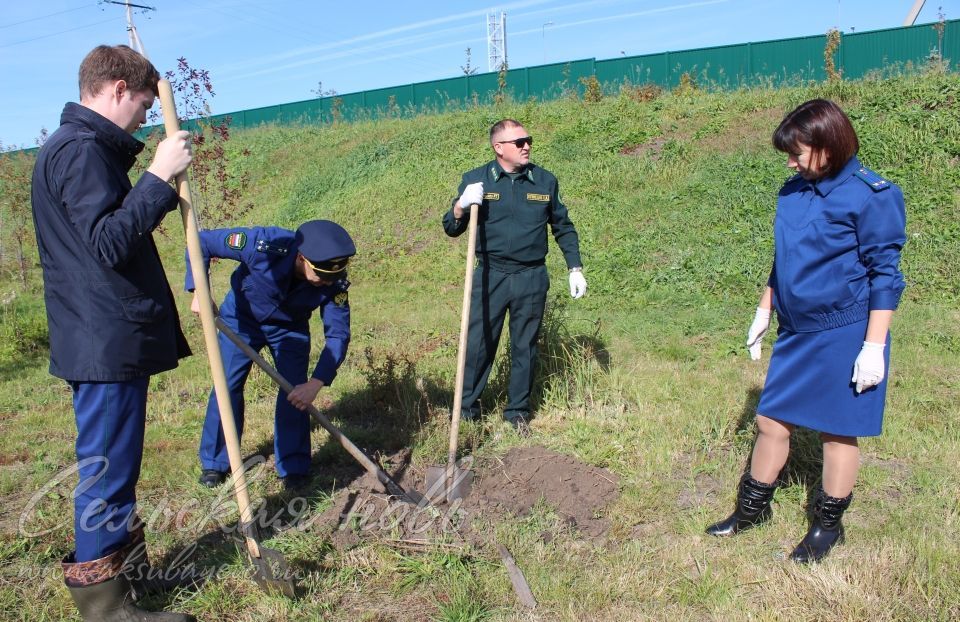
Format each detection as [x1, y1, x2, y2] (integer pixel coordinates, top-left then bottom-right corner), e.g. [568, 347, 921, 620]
[199, 0, 444, 78]
[100, 0, 155, 56]
[196, 3, 324, 47]
[206, 4, 454, 82]
[0, 17, 117, 49]
[0, 3, 96, 30]
[100, 0, 155, 9]
[220, 0, 330, 46]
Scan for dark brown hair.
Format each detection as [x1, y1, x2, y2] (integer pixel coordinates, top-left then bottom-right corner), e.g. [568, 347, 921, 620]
[772, 99, 859, 178]
[78, 45, 160, 100]
[489, 118, 524, 144]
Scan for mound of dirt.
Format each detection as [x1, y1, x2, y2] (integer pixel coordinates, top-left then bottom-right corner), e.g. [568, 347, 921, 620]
[301, 446, 620, 547]
[463, 446, 620, 540]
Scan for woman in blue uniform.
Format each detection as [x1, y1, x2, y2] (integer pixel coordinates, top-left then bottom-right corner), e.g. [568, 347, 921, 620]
[705, 99, 906, 563]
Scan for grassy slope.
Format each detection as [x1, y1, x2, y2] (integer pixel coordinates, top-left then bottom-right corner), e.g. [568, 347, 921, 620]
[1, 71, 959, 621]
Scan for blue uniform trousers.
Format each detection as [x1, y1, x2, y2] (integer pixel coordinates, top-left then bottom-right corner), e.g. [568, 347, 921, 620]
[461, 263, 549, 420]
[199, 291, 311, 478]
[71, 377, 149, 562]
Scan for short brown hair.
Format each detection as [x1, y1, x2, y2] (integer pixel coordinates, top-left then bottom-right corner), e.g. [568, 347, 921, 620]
[489, 118, 523, 144]
[78, 45, 160, 100]
[772, 99, 859, 178]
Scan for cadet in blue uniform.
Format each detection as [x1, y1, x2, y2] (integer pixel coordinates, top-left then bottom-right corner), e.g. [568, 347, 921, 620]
[185, 220, 355, 489]
[705, 99, 906, 563]
[31, 45, 196, 621]
[443, 119, 586, 431]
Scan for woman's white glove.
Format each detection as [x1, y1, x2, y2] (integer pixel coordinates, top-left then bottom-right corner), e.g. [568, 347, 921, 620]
[568, 269, 587, 299]
[852, 341, 885, 393]
[746, 307, 772, 360]
[458, 182, 484, 211]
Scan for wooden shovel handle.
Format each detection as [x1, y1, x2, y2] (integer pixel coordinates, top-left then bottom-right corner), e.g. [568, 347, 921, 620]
[447, 205, 479, 477]
[214, 317, 409, 499]
[157, 80, 261, 559]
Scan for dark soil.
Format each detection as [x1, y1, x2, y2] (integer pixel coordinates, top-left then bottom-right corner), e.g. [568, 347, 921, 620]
[301, 445, 621, 548]
[462, 446, 620, 540]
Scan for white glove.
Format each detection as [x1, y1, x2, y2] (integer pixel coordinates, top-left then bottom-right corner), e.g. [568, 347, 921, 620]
[852, 341, 885, 393]
[568, 269, 587, 299]
[458, 182, 484, 211]
[746, 307, 772, 361]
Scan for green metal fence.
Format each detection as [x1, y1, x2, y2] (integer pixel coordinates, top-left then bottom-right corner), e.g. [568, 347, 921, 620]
[189, 18, 955, 133]
[8, 17, 912, 141]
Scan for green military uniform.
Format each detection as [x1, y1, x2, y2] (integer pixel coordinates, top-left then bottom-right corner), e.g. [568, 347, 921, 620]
[443, 160, 582, 421]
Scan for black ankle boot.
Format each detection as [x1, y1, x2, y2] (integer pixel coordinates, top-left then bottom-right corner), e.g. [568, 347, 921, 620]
[121, 527, 204, 600]
[790, 488, 852, 563]
[63, 551, 197, 621]
[706, 475, 777, 537]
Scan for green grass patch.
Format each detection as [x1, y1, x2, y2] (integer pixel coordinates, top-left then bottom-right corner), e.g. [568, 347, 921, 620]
[0, 70, 958, 620]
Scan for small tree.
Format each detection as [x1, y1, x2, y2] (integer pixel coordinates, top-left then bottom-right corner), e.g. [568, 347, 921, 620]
[494, 62, 509, 105]
[928, 8, 948, 70]
[824, 28, 842, 81]
[331, 97, 344, 124]
[150, 57, 251, 228]
[0, 150, 36, 287]
[673, 72, 698, 96]
[579, 75, 603, 103]
[461, 48, 478, 75]
[387, 94, 400, 118]
[311, 81, 337, 98]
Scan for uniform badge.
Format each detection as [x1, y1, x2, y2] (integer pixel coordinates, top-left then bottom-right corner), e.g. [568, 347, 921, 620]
[334, 292, 349, 307]
[526, 193, 550, 202]
[483, 192, 500, 200]
[225, 232, 247, 250]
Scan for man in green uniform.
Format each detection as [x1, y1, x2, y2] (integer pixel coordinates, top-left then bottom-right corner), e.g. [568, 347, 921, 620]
[442, 119, 586, 431]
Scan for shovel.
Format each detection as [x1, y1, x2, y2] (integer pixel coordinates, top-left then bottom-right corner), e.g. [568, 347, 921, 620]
[214, 317, 421, 504]
[158, 81, 296, 598]
[425, 203, 479, 503]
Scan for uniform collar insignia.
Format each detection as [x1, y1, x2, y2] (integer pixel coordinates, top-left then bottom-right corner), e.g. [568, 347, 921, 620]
[491, 161, 533, 182]
[814, 156, 861, 197]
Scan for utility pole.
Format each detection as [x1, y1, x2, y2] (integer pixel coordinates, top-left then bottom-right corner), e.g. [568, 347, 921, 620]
[487, 11, 507, 72]
[903, 0, 927, 26]
[101, 0, 156, 56]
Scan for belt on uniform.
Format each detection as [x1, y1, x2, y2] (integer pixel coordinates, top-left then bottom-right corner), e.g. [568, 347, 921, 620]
[477, 256, 545, 274]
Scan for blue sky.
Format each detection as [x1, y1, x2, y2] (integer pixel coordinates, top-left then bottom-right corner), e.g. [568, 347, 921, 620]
[0, 0, 953, 147]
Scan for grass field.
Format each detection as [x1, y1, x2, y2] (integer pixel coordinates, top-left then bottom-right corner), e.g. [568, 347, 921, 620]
[1, 69, 959, 621]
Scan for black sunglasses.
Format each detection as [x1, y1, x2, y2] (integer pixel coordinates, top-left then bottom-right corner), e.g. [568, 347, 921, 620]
[496, 136, 533, 148]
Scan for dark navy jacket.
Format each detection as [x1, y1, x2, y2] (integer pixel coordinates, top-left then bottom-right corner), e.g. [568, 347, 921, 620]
[442, 160, 582, 271]
[31, 103, 190, 382]
[184, 227, 350, 385]
[770, 156, 906, 333]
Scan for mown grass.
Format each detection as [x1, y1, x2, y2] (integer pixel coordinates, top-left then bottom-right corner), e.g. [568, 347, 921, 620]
[1, 69, 958, 620]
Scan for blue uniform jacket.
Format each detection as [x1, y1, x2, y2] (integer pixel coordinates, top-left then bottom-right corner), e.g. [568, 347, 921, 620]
[769, 156, 906, 333]
[31, 103, 190, 381]
[184, 226, 350, 385]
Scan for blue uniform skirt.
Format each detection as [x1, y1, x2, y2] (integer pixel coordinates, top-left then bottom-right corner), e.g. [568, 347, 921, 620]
[756, 318, 890, 437]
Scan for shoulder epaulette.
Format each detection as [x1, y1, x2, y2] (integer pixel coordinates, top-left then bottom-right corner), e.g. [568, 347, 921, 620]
[255, 239, 290, 256]
[853, 167, 891, 192]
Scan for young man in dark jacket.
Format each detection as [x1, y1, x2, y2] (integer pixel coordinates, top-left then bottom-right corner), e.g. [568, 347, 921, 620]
[31, 44, 196, 621]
